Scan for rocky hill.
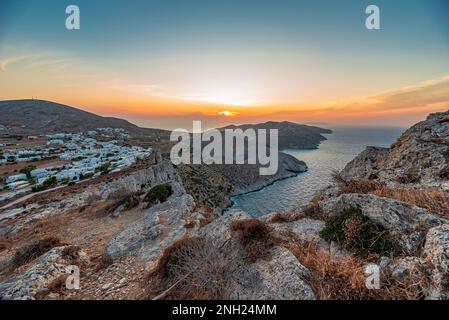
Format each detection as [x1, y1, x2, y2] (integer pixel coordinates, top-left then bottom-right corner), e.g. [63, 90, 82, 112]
[221, 121, 332, 150]
[0, 99, 170, 139]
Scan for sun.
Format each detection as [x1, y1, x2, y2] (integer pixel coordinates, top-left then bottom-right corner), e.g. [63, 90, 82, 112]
[218, 110, 238, 117]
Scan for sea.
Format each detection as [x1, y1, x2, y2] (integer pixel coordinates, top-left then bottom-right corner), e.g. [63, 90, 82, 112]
[230, 126, 406, 217]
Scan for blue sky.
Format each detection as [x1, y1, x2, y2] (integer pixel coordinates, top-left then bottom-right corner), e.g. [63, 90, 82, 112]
[1, 0, 449, 129]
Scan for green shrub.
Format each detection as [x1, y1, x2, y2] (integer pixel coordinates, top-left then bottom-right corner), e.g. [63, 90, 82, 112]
[11, 237, 62, 268]
[79, 172, 94, 180]
[19, 165, 36, 178]
[319, 208, 397, 257]
[144, 184, 173, 207]
[32, 176, 57, 192]
[97, 161, 111, 175]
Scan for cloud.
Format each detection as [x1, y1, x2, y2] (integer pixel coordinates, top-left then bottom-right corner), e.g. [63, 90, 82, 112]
[332, 74, 449, 113]
[0, 55, 25, 71]
[106, 80, 166, 96]
[0, 51, 73, 72]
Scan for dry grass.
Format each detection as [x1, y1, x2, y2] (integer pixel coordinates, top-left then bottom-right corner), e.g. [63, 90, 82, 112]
[332, 171, 449, 217]
[146, 236, 239, 300]
[267, 212, 302, 224]
[11, 237, 62, 268]
[195, 205, 215, 227]
[230, 219, 275, 263]
[302, 195, 327, 220]
[289, 239, 428, 300]
[372, 188, 449, 216]
[0, 238, 12, 252]
[183, 217, 196, 229]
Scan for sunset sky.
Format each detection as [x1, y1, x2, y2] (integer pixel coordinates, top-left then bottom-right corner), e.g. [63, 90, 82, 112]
[1, 0, 449, 129]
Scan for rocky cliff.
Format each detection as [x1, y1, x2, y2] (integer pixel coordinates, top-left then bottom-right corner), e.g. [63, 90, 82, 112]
[342, 110, 449, 190]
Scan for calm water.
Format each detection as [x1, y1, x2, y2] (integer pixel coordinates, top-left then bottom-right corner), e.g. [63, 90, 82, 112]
[230, 127, 405, 217]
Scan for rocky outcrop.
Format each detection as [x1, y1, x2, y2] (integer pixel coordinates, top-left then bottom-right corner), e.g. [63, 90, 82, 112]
[0, 246, 88, 300]
[317, 110, 449, 299]
[342, 111, 449, 190]
[380, 111, 449, 190]
[104, 192, 197, 264]
[221, 152, 307, 195]
[200, 210, 315, 300]
[423, 225, 449, 299]
[1, 160, 183, 235]
[229, 246, 314, 300]
[340, 147, 389, 181]
[320, 193, 448, 255]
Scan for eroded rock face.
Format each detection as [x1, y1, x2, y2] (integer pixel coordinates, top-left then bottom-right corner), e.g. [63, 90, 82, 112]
[321, 194, 446, 233]
[0, 246, 88, 300]
[342, 111, 449, 190]
[380, 111, 449, 190]
[340, 147, 390, 181]
[230, 246, 314, 300]
[2, 160, 184, 235]
[423, 224, 449, 300]
[104, 193, 197, 264]
[200, 210, 315, 300]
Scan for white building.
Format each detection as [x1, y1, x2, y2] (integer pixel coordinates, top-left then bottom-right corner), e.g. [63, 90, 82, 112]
[6, 174, 28, 184]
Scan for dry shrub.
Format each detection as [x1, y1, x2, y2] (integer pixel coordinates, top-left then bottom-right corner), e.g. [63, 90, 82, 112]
[372, 188, 449, 217]
[0, 238, 12, 252]
[319, 208, 397, 257]
[61, 245, 84, 265]
[47, 274, 69, 293]
[11, 237, 62, 268]
[267, 212, 301, 224]
[196, 205, 215, 227]
[230, 219, 275, 263]
[147, 236, 238, 300]
[302, 195, 327, 220]
[144, 184, 173, 208]
[184, 217, 196, 229]
[289, 240, 427, 300]
[341, 179, 384, 194]
[332, 171, 449, 217]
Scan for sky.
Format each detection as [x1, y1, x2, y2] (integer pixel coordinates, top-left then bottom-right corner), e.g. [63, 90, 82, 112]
[1, 0, 449, 130]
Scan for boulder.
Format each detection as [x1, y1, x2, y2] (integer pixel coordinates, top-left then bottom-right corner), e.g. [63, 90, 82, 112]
[320, 193, 448, 254]
[0, 246, 88, 300]
[104, 193, 196, 264]
[230, 246, 314, 300]
[423, 224, 449, 300]
[340, 146, 389, 181]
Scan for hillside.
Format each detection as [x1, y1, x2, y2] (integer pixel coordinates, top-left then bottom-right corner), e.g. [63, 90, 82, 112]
[0, 99, 170, 139]
[221, 121, 332, 150]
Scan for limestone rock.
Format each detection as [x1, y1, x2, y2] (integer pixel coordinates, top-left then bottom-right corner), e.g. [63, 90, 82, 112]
[340, 146, 389, 181]
[0, 246, 87, 300]
[104, 193, 196, 263]
[320, 193, 447, 254]
[229, 246, 314, 300]
[423, 224, 449, 300]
